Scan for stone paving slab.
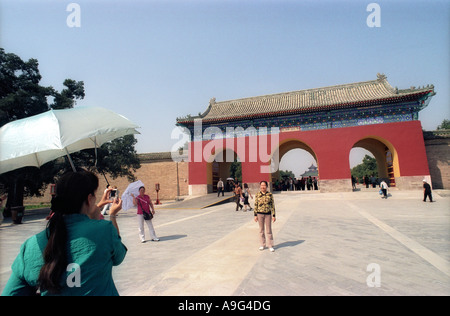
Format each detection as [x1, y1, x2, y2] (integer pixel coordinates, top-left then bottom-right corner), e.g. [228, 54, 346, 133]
[1, 190, 449, 296]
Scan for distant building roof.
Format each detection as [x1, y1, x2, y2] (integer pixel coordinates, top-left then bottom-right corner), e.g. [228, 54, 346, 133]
[177, 74, 435, 125]
[301, 164, 318, 177]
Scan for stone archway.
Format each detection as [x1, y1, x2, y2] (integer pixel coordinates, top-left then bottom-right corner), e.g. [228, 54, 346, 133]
[351, 136, 399, 187]
[206, 148, 239, 193]
[270, 139, 319, 191]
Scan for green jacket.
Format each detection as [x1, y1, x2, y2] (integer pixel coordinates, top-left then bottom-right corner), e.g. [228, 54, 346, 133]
[2, 214, 127, 296]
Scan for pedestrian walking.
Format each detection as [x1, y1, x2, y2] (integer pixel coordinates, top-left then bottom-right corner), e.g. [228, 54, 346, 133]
[423, 179, 433, 202]
[254, 181, 276, 252]
[2, 170, 127, 296]
[131, 186, 159, 243]
[380, 180, 388, 199]
[242, 183, 253, 212]
[234, 183, 243, 211]
[217, 178, 224, 197]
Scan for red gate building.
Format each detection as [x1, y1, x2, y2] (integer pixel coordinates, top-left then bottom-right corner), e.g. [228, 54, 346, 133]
[176, 74, 436, 194]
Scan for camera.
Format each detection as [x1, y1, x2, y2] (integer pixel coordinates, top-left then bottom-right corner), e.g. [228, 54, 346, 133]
[110, 189, 118, 198]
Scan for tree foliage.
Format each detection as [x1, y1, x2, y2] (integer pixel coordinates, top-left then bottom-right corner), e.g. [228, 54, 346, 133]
[279, 170, 295, 179]
[0, 48, 140, 209]
[437, 119, 450, 130]
[351, 155, 378, 182]
[229, 160, 242, 183]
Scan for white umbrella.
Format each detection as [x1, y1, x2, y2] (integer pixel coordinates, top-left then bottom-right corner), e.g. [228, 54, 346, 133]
[0, 106, 140, 174]
[121, 180, 145, 211]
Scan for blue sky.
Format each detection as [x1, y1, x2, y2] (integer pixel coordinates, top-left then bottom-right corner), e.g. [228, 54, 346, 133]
[1, 0, 449, 176]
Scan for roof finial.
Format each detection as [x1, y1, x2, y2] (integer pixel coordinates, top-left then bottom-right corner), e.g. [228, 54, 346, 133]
[377, 73, 387, 80]
[209, 97, 216, 106]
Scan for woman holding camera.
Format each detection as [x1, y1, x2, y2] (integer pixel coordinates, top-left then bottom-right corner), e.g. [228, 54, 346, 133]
[2, 170, 127, 296]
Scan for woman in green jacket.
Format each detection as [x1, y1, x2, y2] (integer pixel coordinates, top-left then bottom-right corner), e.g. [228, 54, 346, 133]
[2, 170, 127, 296]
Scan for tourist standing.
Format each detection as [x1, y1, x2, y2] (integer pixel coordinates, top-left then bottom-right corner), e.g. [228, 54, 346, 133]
[254, 181, 276, 252]
[2, 170, 127, 296]
[217, 178, 224, 197]
[423, 179, 433, 202]
[132, 186, 159, 243]
[371, 175, 377, 188]
[242, 183, 253, 212]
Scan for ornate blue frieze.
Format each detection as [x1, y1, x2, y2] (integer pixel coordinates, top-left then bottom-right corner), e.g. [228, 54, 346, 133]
[186, 101, 421, 141]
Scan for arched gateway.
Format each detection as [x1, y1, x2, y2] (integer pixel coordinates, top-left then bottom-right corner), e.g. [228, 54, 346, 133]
[176, 74, 435, 194]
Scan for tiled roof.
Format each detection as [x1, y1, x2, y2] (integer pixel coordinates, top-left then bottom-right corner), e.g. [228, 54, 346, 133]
[177, 74, 435, 124]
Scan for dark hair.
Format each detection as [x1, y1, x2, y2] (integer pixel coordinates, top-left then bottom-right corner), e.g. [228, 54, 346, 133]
[244, 183, 248, 188]
[38, 170, 99, 294]
[260, 181, 268, 186]
[139, 186, 145, 191]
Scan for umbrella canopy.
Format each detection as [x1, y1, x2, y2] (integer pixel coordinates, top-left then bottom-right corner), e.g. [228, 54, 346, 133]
[121, 180, 145, 211]
[0, 106, 140, 174]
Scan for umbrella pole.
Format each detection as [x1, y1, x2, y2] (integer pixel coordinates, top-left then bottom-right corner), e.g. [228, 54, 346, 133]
[64, 148, 77, 172]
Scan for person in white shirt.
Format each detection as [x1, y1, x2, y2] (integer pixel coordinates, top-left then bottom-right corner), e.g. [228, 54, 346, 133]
[217, 178, 224, 197]
[380, 180, 388, 199]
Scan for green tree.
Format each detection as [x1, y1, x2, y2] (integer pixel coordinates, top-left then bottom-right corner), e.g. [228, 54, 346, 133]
[351, 155, 378, 183]
[0, 49, 139, 212]
[437, 119, 450, 130]
[0, 48, 84, 126]
[0, 48, 86, 213]
[279, 170, 295, 180]
[229, 160, 242, 183]
[70, 135, 141, 182]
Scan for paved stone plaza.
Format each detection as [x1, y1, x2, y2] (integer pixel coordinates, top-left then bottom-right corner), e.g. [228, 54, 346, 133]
[1, 189, 449, 296]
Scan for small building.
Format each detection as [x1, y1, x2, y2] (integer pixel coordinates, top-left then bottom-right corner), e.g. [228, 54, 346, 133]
[301, 164, 319, 178]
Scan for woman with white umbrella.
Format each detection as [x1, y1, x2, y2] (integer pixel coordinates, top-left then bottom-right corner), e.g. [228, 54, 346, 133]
[131, 186, 159, 243]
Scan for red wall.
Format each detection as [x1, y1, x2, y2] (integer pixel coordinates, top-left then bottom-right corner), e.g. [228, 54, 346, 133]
[188, 121, 430, 184]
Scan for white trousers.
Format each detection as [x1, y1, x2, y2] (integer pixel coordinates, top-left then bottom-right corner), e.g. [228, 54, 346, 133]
[137, 214, 158, 241]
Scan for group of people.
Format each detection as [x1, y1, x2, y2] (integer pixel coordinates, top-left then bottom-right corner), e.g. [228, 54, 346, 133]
[2, 168, 436, 296]
[359, 175, 381, 189]
[273, 176, 318, 192]
[217, 178, 254, 212]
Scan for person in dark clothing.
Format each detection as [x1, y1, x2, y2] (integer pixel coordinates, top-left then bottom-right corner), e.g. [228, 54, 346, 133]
[423, 179, 433, 202]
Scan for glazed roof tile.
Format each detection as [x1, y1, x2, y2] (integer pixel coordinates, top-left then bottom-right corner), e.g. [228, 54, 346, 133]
[176, 74, 434, 124]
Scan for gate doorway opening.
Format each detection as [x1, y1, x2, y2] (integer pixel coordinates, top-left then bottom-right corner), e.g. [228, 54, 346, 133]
[208, 149, 240, 193]
[350, 137, 398, 189]
[272, 140, 319, 192]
